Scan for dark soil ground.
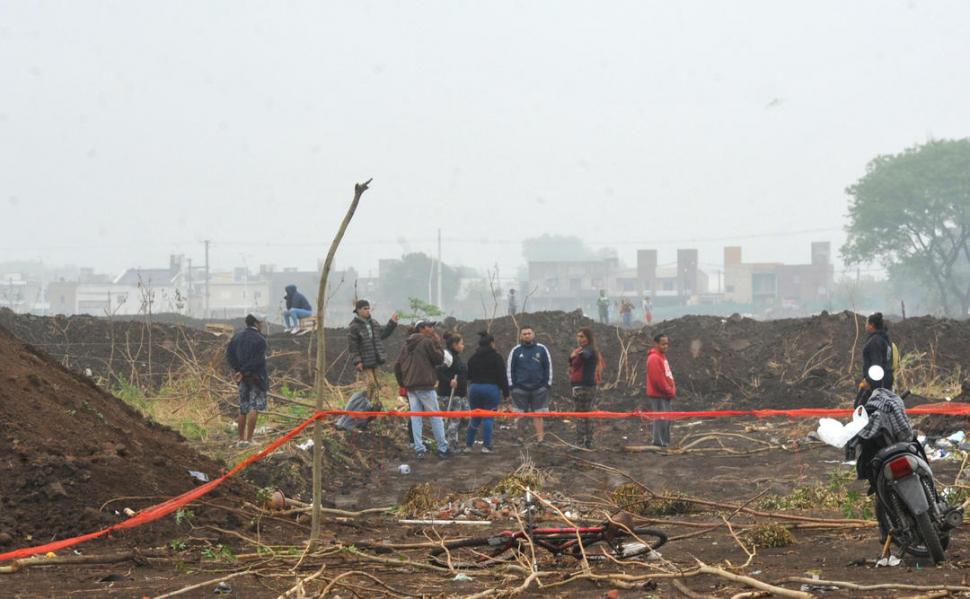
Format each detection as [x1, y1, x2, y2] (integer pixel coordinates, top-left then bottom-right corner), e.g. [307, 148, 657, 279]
[0, 323, 251, 555]
[4, 390, 969, 597]
[8, 307, 970, 406]
[3, 310, 970, 597]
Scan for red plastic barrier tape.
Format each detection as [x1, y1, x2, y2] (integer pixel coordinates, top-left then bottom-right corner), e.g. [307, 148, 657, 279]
[3, 401, 969, 562]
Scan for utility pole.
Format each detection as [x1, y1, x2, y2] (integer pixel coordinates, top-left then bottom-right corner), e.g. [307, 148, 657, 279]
[436, 228, 443, 310]
[186, 258, 193, 317]
[204, 240, 211, 319]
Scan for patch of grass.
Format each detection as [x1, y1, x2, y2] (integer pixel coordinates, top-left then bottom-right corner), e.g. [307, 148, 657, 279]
[609, 483, 694, 516]
[646, 494, 695, 516]
[897, 351, 963, 400]
[202, 544, 236, 562]
[758, 468, 871, 519]
[741, 523, 795, 548]
[610, 483, 651, 515]
[112, 376, 149, 411]
[493, 461, 547, 497]
[399, 483, 439, 518]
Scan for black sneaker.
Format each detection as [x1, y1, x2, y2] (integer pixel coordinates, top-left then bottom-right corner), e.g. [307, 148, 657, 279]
[436, 450, 452, 459]
[415, 450, 428, 459]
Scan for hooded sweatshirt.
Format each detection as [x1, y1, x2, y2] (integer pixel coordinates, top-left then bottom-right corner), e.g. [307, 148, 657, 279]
[394, 333, 445, 391]
[284, 285, 312, 311]
[646, 347, 676, 399]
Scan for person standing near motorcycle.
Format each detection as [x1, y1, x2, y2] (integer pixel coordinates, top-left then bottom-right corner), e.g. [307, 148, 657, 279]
[858, 312, 896, 407]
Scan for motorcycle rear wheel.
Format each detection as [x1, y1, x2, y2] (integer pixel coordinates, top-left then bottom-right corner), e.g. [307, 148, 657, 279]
[876, 498, 949, 561]
[914, 511, 946, 564]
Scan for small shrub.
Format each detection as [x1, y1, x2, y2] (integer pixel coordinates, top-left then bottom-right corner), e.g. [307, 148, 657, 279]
[400, 483, 439, 517]
[741, 523, 795, 548]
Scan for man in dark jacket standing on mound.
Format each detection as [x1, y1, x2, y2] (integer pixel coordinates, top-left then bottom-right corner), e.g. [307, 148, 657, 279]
[226, 314, 268, 448]
[348, 299, 398, 409]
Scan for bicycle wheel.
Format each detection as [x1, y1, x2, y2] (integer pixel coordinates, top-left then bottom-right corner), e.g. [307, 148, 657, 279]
[429, 535, 523, 569]
[571, 526, 668, 560]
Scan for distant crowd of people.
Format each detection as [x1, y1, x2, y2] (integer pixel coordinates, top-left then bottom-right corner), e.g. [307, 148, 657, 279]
[224, 289, 679, 452]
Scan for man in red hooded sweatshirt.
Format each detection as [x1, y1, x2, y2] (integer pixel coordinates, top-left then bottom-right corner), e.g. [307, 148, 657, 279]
[646, 333, 676, 447]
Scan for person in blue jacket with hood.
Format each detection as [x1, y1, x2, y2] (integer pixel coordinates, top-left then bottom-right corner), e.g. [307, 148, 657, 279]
[507, 325, 552, 445]
[283, 285, 313, 333]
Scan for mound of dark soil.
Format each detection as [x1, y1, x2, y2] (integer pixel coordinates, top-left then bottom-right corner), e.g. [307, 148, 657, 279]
[6, 308, 970, 411]
[0, 324, 244, 551]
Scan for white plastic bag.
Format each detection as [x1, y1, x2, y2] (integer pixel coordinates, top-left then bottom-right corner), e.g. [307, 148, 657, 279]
[817, 406, 869, 448]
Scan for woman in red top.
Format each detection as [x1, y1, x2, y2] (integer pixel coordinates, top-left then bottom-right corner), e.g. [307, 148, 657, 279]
[569, 327, 603, 449]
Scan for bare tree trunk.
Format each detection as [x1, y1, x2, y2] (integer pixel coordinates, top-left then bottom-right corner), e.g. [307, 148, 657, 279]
[310, 178, 372, 543]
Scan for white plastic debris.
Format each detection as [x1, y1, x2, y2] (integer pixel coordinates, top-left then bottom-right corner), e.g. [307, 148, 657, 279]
[876, 555, 901, 567]
[948, 431, 966, 443]
[297, 439, 314, 451]
[453, 573, 473, 582]
[398, 464, 411, 474]
[187, 470, 210, 483]
[817, 406, 869, 448]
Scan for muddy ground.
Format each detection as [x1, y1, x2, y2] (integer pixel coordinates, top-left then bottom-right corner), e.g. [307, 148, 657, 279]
[3, 309, 970, 597]
[4, 392, 970, 597]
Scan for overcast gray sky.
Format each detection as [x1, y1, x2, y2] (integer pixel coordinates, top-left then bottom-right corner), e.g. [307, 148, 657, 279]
[2, 0, 969, 279]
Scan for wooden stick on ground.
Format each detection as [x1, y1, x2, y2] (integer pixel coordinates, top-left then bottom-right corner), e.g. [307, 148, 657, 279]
[153, 569, 253, 599]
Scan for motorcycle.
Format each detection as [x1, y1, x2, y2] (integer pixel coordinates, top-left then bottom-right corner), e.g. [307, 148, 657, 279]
[845, 365, 963, 564]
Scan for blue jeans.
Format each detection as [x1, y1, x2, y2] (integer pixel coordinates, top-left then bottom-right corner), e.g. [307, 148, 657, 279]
[284, 307, 313, 328]
[467, 383, 501, 449]
[409, 389, 448, 454]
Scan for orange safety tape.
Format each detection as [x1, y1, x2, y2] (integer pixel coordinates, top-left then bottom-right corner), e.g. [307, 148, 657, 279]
[2, 401, 968, 562]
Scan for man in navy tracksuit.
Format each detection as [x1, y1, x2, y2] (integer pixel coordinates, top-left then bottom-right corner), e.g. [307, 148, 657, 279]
[507, 326, 552, 445]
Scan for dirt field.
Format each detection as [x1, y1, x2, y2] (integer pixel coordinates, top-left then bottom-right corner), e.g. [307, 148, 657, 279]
[2, 310, 970, 597]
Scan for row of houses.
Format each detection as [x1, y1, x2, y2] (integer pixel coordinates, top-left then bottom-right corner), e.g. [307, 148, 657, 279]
[38, 255, 360, 323]
[4, 242, 834, 322]
[525, 242, 833, 312]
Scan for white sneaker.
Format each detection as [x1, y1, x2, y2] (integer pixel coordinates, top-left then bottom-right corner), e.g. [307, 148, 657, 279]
[481, 447, 492, 454]
[290, 327, 301, 334]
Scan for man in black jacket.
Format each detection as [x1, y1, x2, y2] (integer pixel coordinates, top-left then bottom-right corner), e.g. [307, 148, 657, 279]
[226, 314, 268, 447]
[348, 299, 399, 409]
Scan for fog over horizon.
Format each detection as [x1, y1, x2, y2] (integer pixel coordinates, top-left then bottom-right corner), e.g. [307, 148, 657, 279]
[2, 0, 970, 278]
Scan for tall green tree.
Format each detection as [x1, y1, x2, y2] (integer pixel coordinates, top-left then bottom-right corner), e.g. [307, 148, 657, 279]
[842, 139, 970, 317]
[381, 252, 460, 312]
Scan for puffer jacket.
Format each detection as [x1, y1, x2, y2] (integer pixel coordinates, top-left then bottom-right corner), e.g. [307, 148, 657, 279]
[348, 316, 398, 369]
[394, 333, 445, 391]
